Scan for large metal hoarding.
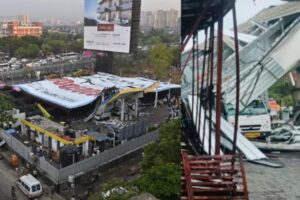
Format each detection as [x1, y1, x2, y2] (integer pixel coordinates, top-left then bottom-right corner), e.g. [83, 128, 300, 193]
[84, 0, 133, 53]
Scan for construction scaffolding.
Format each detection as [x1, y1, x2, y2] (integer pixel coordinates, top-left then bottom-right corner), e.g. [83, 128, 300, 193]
[181, 0, 249, 199]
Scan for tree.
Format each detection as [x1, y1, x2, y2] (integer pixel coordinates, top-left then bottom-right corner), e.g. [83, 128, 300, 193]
[0, 93, 15, 125]
[0, 37, 23, 56]
[41, 44, 52, 55]
[15, 44, 40, 58]
[269, 79, 294, 106]
[46, 32, 68, 41]
[142, 119, 181, 170]
[67, 39, 83, 53]
[46, 40, 67, 54]
[148, 42, 174, 79]
[89, 120, 181, 200]
[21, 36, 43, 48]
[26, 44, 40, 58]
[138, 120, 181, 199]
[135, 163, 180, 200]
[15, 47, 27, 58]
[171, 46, 181, 67]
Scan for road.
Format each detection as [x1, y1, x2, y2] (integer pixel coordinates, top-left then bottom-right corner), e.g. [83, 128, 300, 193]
[0, 58, 95, 85]
[0, 158, 64, 200]
[246, 152, 300, 200]
[0, 159, 27, 200]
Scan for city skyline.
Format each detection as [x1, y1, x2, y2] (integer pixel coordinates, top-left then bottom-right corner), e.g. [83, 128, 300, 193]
[0, 0, 180, 22]
[140, 10, 180, 30]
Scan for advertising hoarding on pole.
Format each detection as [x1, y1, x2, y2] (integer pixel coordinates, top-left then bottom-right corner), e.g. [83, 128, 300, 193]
[84, 0, 133, 53]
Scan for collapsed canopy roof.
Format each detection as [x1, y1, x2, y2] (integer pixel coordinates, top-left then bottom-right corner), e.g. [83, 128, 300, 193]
[181, 0, 235, 39]
[17, 72, 180, 109]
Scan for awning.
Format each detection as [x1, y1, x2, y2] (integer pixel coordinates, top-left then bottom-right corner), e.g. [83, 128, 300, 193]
[87, 131, 110, 142]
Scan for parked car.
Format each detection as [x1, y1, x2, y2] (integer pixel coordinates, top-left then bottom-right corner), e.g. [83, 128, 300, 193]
[16, 174, 43, 198]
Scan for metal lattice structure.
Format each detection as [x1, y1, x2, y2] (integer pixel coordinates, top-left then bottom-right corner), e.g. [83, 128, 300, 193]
[181, 0, 249, 199]
[181, 152, 248, 200]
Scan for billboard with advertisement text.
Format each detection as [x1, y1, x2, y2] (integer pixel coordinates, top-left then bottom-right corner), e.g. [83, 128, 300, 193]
[84, 0, 133, 53]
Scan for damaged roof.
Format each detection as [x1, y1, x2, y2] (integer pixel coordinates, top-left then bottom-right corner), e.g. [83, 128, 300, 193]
[238, 2, 300, 33]
[181, 0, 235, 39]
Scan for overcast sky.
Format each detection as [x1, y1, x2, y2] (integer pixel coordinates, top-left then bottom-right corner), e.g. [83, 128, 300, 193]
[0, 0, 284, 23]
[0, 0, 180, 22]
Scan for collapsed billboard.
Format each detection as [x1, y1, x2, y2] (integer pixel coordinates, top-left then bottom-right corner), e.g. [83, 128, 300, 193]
[84, 0, 133, 53]
[16, 73, 181, 109]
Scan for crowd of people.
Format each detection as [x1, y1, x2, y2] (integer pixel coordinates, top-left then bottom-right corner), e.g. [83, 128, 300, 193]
[163, 96, 180, 119]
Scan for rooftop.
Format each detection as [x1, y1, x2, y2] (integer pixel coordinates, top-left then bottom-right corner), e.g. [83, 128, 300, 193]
[238, 2, 300, 33]
[181, 0, 234, 39]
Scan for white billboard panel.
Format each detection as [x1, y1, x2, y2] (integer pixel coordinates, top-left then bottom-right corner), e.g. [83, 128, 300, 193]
[16, 73, 180, 109]
[84, 0, 133, 53]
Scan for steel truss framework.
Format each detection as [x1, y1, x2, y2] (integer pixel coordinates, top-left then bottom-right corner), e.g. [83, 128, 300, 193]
[181, 0, 249, 199]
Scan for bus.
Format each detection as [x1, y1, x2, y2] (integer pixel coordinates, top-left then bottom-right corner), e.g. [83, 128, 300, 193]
[60, 52, 78, 61]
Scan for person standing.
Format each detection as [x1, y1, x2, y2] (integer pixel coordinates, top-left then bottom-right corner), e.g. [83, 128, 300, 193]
[11, 186, 16, 200]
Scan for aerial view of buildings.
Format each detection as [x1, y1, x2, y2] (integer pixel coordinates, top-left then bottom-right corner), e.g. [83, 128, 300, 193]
[1, 15, 43, 37]
[1, 0, 300, 200]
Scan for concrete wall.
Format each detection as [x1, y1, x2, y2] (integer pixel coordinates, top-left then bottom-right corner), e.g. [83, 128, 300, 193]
[0, 129, 159, 184]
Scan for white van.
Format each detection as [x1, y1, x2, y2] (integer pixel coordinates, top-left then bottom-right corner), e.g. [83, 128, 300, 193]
[16, 174, 43, 198]
[227, 99, 272, 139]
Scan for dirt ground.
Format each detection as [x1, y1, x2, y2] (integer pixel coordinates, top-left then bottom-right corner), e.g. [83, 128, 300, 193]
[59, 150, 144, 200]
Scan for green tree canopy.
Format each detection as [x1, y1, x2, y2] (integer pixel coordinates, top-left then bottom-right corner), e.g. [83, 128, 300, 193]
[41, 44, 52, 55]
[269, 79, 294, 106]
[26, 44, 40, 58]
[15, 47, 27, 58]
[15, 44, 40, 58]
[46, 40, 67, 54]
[137, 120, 181, 200]
[67, 39, 83, 53]
[148, 42, 174, 79]
[142, 119, 181, 170]
[0, 32, 83, 58]
[135, 163, 180, 200]
[0, 93, 15, 125]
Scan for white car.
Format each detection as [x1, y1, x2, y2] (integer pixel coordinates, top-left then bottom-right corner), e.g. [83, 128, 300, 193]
[16, 174, 43, 198]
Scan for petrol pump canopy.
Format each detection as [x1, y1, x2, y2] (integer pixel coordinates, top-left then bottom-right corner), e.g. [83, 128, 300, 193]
[16, 72, 180, 109]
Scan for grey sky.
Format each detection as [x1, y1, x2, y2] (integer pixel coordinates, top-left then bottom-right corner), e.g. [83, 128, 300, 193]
[0, 0, 284, 23]
[0, 0, 84, 21]
[141, 0, 180, 11]
[0, 0, 180, 22]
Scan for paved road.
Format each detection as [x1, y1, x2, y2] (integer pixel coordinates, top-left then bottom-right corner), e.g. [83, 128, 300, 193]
[0, 59, 95, 85]
[245, 152, 300, 200]
[0, 158, 64, 200]
[0, 159, 28, 200]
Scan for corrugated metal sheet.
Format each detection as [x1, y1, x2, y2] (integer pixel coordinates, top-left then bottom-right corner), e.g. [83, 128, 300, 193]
[238, 2, 300, 33]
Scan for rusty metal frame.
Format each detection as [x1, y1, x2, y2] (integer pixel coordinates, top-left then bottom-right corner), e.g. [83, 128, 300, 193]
[181, 152, 249, 200]
[181, 0, 249, 199]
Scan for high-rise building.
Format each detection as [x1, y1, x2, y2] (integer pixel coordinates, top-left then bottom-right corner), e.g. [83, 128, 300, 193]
[153, 10, 167, 30]
[166, 9, 179, 29]
[140, 11, 154, 27]
[141, 10, 179, 30]
[23, 15, 29, 25]
[6, 15, 43, 37]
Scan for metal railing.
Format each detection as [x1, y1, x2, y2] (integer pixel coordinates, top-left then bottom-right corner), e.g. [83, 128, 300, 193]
[58, 131, 158, 183]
